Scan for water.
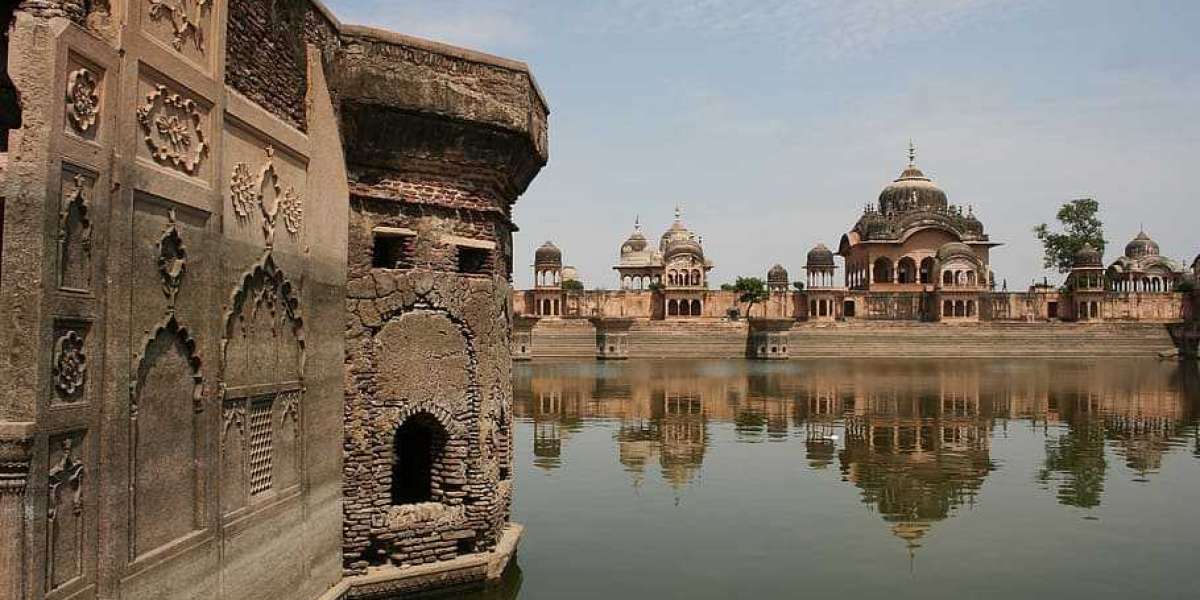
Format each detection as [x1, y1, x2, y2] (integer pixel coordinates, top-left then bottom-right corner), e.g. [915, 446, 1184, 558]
[475, 359, 1200, 599]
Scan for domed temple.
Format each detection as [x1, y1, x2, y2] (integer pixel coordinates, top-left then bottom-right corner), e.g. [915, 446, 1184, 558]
[510, 143, 1196, 359]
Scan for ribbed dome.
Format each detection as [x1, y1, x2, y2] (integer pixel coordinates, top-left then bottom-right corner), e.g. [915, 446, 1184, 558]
[1073, 243, 1103, 268]
[1124, 231, 1160, 258]
[621, 218, 648, 254]
[878, 163, 948, 214]
[806, 243, 835, 268]
[936, 241, 975, 261]
[664, 237, 704, 261]
[767, 264, 789, 284]
[534, 241, 562, 266]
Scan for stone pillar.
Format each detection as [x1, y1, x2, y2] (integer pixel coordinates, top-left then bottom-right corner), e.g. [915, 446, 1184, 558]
[0, 423, 34, 600]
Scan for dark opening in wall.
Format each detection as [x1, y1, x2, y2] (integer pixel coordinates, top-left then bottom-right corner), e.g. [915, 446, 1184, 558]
[0, 7, 19, 154]
[391, 414, 445, 505]
[371, 232, 413, 269]
[457, 246, 490, 275]
[455, 535, 477, 556]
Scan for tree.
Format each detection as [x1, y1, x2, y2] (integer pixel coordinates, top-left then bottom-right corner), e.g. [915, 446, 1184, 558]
[732, 277, 769, 318]
[1034, 198, 1105, 273]
[561, 279, 584, 292]
[647, 281, 663, 293]
[719, 283, 735, 292]
[792, 281, 805, 291]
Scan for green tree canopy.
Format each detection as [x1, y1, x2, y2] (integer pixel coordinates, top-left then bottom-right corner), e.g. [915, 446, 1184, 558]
[561, 279, 584, 291]
[732, 277, 769, 317]
[1033, 198, 1105, 273]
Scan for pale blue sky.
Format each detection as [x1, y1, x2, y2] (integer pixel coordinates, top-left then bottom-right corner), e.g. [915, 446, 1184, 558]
[326, 0, 1200, 290]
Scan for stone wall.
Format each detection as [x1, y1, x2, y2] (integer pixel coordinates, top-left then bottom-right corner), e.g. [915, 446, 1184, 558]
[0, 2, 546, 599]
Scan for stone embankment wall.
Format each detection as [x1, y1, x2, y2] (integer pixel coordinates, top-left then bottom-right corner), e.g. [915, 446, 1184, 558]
[523, 320, 1177, 359]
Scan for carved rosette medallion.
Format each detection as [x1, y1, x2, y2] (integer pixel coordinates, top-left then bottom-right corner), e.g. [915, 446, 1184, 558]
[148, 0, 210, 51]
[136, 84, 208, 174]
[53, 331, 88, 399]
[66, 68, 101, 133]
[280, 188, 303, 235]
[157, 210, 188, 309]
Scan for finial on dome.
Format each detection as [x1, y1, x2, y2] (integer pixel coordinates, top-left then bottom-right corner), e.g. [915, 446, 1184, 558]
[674, 205, 682, 222]
[908, 139, 916, 166]
[635, 215, 641, 231]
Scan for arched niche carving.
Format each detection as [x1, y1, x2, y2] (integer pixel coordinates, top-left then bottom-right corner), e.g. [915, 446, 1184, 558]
[58, 173, 93, 291]
[129, 315, 203, 559]
[220, 252, 305, 389]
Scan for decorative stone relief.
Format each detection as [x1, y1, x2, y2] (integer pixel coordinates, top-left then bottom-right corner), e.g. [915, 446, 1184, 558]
[220, 253, 305, 385]
[58, 173, 93, 291]
[53, 330, 88, 400]
[148, 0, 210, 52]
[228, 147, 304, 246]
[157, 210, 187, 310]
[47, 433, 86, 591]
[136, 84, 208, 174]
[66, 68, 101, 134]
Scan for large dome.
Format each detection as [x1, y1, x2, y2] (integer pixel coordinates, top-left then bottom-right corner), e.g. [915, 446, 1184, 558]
[534, 241, 562, 266]
[1124, 231, 1160, 258]
[878, 144, 948, 214]
[878, 164, 948, 214]
[806, 243, 835, 268]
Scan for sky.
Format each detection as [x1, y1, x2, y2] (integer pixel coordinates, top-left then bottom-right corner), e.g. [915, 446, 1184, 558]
[325, 0, 1200, 290]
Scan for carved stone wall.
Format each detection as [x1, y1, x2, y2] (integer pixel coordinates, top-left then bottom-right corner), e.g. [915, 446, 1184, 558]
[0, 2, 545, 599]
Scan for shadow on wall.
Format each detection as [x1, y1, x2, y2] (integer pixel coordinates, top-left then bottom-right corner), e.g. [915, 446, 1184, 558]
[1, 6, 21, 153]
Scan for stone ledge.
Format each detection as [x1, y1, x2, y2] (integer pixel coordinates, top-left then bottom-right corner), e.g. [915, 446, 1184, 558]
[319, 523, 523, 600]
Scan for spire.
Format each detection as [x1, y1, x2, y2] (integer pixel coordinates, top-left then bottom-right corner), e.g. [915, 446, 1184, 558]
[634, 214, 641, 232]
[674, 205, 682, 222]
[908, 139, 917, 166]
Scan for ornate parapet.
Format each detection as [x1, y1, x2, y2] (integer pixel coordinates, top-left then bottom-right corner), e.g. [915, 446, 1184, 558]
[747, 318, 794, 360]
[589, 317, 635, 360]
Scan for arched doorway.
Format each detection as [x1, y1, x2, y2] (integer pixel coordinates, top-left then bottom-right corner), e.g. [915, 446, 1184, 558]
[897, 257, 917, 284]
[873, 257, 893, 284]
[392, 413, 448, 505]
[919, 257, 935, 284]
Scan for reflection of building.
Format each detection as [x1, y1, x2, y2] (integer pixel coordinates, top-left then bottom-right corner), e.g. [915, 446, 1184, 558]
[838, 365, 995, 555]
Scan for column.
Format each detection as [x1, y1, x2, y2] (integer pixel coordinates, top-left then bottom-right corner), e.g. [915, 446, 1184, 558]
[0, 424, 34, 600]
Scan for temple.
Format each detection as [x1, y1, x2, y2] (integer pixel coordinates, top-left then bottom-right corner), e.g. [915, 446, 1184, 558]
[513, 144, 1197, 358]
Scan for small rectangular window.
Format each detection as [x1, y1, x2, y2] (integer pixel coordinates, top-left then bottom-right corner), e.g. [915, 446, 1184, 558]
[372, 233, 413, 269]
[457, 246, 490, 275]
[247, 396, 274, 498]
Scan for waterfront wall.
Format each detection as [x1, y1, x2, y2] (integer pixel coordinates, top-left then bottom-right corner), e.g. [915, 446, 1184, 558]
[522, 320, 1178, 359]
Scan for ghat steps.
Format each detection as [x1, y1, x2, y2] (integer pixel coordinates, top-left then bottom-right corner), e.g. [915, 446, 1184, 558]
[527, 320, 1177, 359]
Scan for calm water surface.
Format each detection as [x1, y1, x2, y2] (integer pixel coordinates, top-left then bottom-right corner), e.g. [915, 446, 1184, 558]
[474, 359, 1200, 599]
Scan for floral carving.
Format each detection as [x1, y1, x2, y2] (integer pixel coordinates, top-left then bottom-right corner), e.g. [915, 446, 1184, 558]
[230, 162, 256, 219]
[280, 187, 303, 234]
[231, 147, 304, 246]
[148, 0, 210, 52]
[158, 210, 188, 309]
[136, 84, 208, 174]
[53, 331, 87, 399]
[66, 68, 100, 134]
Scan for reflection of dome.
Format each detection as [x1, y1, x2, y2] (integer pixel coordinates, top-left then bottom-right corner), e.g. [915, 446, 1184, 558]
[768, 264, 789, 286]
[806, 243, 835, 268]
[1073, 243, 1103, 268]
[1125, 230, 1160, 258]
[936, 241, 975, 262]
[534, 241, 562, 266]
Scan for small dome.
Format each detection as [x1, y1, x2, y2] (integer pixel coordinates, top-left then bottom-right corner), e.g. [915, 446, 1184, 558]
[664, 237, 704, 261]
[806, 243, 836, 268]
[1073, 243, 1103, 268]
[534, 241, 562, 266]
[768, 264, 789, 284]
[561, 265, 579, 282]
[1124, 230, 1160, 259]
[936, 241, 975, 262]
[621, 218, 648, 254]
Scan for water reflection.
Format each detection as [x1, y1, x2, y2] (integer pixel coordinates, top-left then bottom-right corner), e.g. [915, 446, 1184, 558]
[517, 359, 1199, 524]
